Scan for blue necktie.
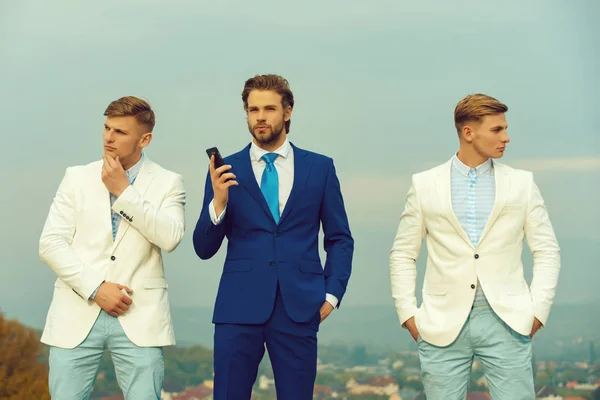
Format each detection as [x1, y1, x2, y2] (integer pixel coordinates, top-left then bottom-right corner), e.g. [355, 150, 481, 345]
[261, 153, 279, 223]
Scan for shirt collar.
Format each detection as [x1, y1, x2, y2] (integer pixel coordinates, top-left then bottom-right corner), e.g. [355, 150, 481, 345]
[250, 138, 291, 162]
[125, 152, 145, 182]
[452, 153, 493, 177]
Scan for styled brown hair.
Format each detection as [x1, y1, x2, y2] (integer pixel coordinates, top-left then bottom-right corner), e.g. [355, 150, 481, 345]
[242, 74, 294, 133]
[104, 96, 155, 132]
[454, 94, 508, 133]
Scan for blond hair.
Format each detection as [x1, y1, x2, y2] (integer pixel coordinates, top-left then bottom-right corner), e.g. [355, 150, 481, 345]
[104, 96, 155, 132]
[454, 94, 508, 133]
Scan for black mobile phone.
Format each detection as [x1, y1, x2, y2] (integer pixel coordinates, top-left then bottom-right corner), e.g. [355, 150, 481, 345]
[206, 147, 225, 169]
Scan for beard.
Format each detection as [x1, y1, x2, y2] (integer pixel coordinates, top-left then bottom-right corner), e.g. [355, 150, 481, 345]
[248, 119, 285, 146]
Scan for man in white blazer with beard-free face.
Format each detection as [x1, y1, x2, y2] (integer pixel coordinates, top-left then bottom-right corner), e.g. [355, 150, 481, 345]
[39, 96, 185, 399]
[389, 94, 560, 400]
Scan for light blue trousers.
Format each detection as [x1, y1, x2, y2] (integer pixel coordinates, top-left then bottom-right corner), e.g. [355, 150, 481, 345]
[417, 300, 535, 400]
[48, 310, 164, 400]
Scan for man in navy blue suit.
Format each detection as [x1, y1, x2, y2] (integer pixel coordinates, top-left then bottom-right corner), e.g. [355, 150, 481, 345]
[193, 74, 354, 399]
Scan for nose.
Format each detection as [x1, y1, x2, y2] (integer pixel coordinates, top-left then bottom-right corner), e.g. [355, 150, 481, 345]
[502, 131, 510, 143]
[257, 110, 267, 121]
[104, 129, 115, 143]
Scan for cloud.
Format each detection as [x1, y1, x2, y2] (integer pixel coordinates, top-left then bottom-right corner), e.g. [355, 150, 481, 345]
[0, 0, 535, 42]
[508, 157, 600, 172]
[341, 174, 411, 228]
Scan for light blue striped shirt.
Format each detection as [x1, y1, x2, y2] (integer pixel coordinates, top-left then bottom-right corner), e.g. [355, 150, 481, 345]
[110, 153, 144, 240]
[451, 155, 495, 303]
[90, 153, 144, 300]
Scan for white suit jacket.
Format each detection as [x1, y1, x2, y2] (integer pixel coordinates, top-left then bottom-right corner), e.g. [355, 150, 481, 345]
[390, 158, 560, 347]
[39, 158, 185, 349]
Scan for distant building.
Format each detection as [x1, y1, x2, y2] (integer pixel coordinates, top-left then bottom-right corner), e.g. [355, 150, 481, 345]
[466, 392, 491, 400]
[171, 382, 213, 400]
[535, 384, 559, 399]
[346, 376, 399, 396]
[476, 375, 488, 388]
[573, 383, 600, 391]
[258, 374, 275, 390]
[314, 384, 338, 398]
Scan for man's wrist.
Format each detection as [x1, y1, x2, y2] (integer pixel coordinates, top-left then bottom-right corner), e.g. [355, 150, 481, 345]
[89, 281, 104, 301]
[213, 199, 226, 215]
[113, 183, 131, 198]
[325, 293, 338, 308]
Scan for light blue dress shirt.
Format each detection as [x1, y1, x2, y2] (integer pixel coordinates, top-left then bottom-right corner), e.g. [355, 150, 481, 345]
[90, 153, 144, 300]
[451, 155, 495, 303]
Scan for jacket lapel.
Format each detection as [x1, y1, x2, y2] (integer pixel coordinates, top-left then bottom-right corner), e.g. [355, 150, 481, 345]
[435, 159, 474, 248]
[91, 162, 114, 241]
[478, 162, 510, 245]
[112, 159, 155, 250]
[234, 145, 276, 223]
[279, 144, 311, 224]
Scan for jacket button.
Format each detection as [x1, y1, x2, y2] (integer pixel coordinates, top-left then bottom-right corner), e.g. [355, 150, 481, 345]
[474, 254, 479, 259]
[269, 260, 275, 266]
[276, 232, 280, 237]
[111, 256, 116, 261]
[471, 284, 475, 289]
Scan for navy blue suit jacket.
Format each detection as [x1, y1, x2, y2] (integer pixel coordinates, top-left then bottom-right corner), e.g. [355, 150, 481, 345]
[193, 143, 354, 324]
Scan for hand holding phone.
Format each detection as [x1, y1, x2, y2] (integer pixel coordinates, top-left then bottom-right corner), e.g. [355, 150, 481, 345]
[206, 147, 226, 170]
[205, 147, 238, 213]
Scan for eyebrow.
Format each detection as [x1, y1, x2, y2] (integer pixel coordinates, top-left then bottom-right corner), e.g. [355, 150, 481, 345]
[248, 104, 278, 109]
[104, 123, 129, 134]
[491, 125, 507, 130]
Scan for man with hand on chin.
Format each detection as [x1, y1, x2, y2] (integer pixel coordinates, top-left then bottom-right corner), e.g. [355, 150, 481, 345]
[39, 96, 185, 399]
[193, 74, 354, 400]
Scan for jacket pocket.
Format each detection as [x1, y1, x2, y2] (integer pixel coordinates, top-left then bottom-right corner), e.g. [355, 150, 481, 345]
[299, 262, 324, 275]
[423, 284, 447, 296]
[143, 277, 168, 289]
[223, 260, 252, 273]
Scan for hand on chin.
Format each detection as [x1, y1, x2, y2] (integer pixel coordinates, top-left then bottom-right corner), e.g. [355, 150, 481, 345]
[104, 150, 124, 166]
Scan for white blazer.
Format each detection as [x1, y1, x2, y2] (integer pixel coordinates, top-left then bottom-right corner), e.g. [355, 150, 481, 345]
[39, 158, 185, 349]
[390, 158, 560, 347]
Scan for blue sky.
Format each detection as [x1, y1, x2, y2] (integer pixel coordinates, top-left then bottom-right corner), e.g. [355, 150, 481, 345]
[0, 0, 598, 327]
